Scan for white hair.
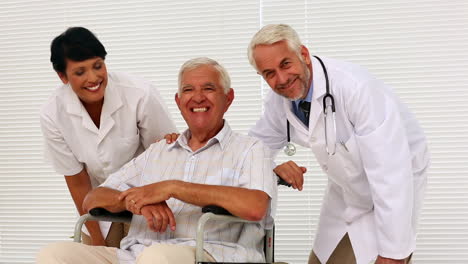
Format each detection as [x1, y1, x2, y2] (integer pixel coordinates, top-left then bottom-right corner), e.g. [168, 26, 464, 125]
[247, 24, 304, 70]
[178, 57, 231, 95]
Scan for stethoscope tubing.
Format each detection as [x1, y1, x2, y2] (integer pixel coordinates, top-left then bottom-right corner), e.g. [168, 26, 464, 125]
[285, 56, 336, 155]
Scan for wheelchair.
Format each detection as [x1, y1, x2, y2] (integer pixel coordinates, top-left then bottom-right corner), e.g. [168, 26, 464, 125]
[74, 179, 290, 264]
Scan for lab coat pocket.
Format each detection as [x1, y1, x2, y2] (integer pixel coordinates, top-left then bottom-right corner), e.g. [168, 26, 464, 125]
[326, 135, 363, 187]
[340, 135, 364, 183]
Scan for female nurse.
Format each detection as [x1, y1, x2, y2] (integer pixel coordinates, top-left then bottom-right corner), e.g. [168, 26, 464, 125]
[40, 27, 177, 247]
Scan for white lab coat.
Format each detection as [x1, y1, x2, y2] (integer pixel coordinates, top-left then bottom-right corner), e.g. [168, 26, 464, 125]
[40, 72, 177, 236]
[249, 57, 429, 264]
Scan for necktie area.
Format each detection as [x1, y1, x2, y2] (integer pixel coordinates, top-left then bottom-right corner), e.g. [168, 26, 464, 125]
[299, 100, 311, 127]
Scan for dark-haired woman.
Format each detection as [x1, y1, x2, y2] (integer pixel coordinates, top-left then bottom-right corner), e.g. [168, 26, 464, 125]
[40, 27, 176, 247]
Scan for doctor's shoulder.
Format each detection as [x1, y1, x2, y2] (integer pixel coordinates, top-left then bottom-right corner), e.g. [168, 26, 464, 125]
[329, 59, 390, 99]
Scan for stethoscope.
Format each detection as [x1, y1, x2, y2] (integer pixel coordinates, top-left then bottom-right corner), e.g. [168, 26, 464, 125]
[284, 56, 337, 156]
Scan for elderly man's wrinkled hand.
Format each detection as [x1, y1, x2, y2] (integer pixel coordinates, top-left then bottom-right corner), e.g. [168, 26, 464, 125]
[118, 181, 173, 214]
[141, 202, 176, 232]
[274, 161, 306, 191]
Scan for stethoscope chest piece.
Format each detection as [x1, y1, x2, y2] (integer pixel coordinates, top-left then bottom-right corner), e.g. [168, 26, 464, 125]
[284, 142, 296, 156]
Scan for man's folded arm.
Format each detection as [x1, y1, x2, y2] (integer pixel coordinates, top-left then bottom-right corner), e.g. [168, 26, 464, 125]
[82, 187, 126, 213]
[170, 181, 269, 221]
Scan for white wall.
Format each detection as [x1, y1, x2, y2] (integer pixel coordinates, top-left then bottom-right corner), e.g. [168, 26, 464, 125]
[0, 1, 467, 263]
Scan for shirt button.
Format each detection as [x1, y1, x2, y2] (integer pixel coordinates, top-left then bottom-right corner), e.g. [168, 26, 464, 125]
[322, 165, 328, 171]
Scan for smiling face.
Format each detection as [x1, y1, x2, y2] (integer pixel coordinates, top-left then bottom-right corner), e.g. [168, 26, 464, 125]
[58, 57, 108, 106]
[253, 40, 312, 100]
[175, 65, 234, 137]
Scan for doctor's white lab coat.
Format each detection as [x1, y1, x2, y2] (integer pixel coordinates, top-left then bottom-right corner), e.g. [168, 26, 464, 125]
[249, 56, 429, 264]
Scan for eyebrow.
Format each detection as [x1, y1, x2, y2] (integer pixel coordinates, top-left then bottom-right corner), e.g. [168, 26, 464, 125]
[69, 59, 103, 72]
[181, 82, 217, 89]
[279, 58, 290, 66]
[182, 84, 194, 89]
[202, 82, 216, 88]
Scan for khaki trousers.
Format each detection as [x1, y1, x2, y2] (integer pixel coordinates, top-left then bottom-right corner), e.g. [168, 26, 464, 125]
[308, 234, 413, 264]
[82, 222, 130, 248]
[36, 241, 216, 264]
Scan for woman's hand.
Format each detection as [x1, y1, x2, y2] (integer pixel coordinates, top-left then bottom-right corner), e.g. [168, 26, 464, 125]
[156, 133, 180, 144]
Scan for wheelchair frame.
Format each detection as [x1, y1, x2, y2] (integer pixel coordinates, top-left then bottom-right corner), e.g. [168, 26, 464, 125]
[73, 207, 275, 264]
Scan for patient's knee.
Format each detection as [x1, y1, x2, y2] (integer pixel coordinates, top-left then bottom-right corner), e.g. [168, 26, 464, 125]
[36, 241, 77, 264]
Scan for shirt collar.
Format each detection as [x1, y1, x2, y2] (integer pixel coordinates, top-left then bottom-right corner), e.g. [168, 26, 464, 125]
[64, 73, 122, 117]
[168, 120, 232, 153]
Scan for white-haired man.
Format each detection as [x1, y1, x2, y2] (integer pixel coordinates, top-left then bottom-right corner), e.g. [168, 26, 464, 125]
[37, 57, 277, 264]
[248, 24, 429, 264]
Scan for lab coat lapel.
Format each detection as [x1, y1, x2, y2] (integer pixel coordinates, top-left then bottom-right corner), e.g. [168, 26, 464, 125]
[64, 84, 99, 135]
[98, 77, 122, 143]
[308, 56, 327, 135]
[283, 99, 307, 134]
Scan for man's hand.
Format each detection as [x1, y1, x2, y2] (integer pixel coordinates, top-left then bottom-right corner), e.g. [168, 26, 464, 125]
[375, 255, 407, 264]
[141, 202, 176, 233]
[118, 181, 173, 214]
[274, 161, 306, 191]
[156, 133, 180, 144]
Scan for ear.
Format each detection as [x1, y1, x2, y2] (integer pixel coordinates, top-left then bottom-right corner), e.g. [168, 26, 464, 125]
[224, 88, 235, 112]
[300, 45, 311, 65]
[57, 72, 68, 84]
[174, 92, 181, 110]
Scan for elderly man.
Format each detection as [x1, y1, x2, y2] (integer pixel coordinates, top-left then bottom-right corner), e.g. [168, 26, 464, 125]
[247, 24, 429, 264]
[37, 57, 277, 264]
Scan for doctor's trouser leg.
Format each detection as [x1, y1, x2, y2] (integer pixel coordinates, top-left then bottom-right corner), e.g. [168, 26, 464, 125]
[308, 233, 356, 264]
[36, 241, 216, 264]
[307, 233, 413, 264]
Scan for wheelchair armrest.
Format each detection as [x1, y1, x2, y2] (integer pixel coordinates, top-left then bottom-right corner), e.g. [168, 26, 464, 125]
[277, 176, 292, 187]
[201, 205, 232, 216]
[89, 207, 133, 220]
[73, 208, 132, 243]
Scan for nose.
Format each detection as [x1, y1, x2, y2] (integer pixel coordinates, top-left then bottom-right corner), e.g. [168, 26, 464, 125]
[276, 70, 288, 85]
[87, 70, 99, 83]
[192, 89, 206, 103]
